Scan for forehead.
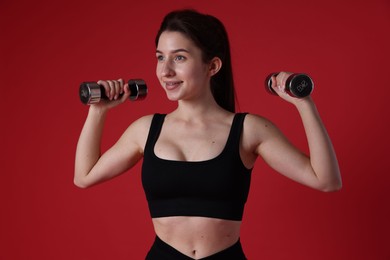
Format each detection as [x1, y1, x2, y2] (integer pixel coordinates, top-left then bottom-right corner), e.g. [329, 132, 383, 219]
[157, 31, 198, 52]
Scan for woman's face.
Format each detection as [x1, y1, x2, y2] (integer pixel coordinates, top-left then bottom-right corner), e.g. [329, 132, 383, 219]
[156, 31, 211, 102]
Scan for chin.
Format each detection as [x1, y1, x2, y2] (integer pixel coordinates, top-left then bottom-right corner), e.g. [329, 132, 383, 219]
[165, 93, 180, 102]
[164, 89, 184, 100]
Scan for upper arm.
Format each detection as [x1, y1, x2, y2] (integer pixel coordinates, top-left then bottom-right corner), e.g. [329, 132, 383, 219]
[243, 114, 319, 189]
[79, 115, 153, 188]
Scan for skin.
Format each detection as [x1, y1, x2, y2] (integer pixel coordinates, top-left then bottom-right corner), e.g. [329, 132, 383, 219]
[74, 31, 342, 259]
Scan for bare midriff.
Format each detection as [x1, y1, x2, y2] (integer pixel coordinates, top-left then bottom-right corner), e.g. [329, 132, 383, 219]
[152, 216, 241, 259]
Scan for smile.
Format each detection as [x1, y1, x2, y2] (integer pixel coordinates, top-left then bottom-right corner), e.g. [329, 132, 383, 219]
[164, 81, 182, 90]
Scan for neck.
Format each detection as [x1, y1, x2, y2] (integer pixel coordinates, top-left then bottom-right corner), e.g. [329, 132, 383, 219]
[173, 97, 227, 121]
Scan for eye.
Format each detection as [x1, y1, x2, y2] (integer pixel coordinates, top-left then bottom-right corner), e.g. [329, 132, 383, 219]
[174, 55, 186, 62]
[156, 54, 164, 62]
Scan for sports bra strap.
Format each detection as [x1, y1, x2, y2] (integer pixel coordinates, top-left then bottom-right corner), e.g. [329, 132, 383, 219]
[144, 113, 166, 154]
[223, 113, 248, 156]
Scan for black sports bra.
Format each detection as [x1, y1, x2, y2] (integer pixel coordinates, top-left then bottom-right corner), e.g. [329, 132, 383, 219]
[141, 113, 252, 221]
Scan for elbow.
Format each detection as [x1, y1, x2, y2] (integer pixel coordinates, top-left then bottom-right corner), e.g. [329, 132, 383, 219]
[314, 168, 342, 192]
[73, 176, 89, 189]
[320, 180, 343, 192]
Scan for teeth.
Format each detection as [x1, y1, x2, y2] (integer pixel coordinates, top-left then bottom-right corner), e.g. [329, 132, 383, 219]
[166, 81, 179, 85]
[165, 81, 182, 88]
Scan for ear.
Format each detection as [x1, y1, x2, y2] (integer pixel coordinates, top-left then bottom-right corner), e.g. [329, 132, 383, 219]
[208, 57, 222, 77]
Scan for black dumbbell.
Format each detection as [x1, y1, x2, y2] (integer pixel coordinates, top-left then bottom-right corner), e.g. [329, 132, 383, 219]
[265, 73, 314, 98]
[79, 79, 148, 104]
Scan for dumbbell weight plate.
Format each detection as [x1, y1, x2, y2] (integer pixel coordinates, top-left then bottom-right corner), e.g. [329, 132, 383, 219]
[79, 79, 147, 104]
[265, 73, 313, 98]
[287, 74, 313, 97]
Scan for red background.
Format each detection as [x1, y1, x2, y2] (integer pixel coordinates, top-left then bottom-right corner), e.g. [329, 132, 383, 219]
[1, 0, 389, 259]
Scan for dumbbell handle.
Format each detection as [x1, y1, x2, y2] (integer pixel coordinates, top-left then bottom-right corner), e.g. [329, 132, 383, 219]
[265, 73, 314, 98]
[79, 79, 147, 104]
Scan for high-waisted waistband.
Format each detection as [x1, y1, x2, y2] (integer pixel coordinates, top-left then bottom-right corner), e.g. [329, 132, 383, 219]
[145, 236, 247, 260]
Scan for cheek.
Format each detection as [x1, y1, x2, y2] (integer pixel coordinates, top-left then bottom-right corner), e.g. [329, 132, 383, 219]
[155, 63, 162, 78]
[190, 65, 209, 81]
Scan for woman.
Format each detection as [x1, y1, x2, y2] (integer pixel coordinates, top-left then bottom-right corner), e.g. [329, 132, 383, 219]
[74, 9, 342, 259]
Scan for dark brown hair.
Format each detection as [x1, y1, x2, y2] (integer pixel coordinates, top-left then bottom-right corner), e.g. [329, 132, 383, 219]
[155, 9, 236, 112]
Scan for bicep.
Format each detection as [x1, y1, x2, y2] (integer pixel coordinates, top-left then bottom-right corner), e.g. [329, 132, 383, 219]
[257, 132, 309, 179]
[80, 116, 151, 188]
[250, 116, 318, 188]
[86, 138, 142, 186]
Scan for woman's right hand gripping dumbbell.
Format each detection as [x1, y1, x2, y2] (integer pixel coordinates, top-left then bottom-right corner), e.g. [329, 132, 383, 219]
[94, 79, 131, 110]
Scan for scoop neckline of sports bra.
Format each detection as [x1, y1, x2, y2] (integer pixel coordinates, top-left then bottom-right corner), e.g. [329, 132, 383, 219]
[151, 114, 238, 164]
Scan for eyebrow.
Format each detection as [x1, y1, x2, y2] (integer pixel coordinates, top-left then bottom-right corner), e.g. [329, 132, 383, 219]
[156, 48, 190, 54]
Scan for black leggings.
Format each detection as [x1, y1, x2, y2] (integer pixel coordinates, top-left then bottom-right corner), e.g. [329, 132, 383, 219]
[145, 236, 247, 260]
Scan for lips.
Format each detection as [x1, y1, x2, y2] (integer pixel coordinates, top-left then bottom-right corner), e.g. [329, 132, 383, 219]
[164, 81, 182, 90]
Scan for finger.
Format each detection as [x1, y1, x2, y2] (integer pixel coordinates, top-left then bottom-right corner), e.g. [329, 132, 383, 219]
[118, 78, 124, 95]
[120, 84, 131, 102]
[271, 75, 276, 91]
[271, 75, 283, 93]
[278, 71, 294, 89]
[97, 80, 111, 99]
[113, 80, 120, 100]
[271, 75, 277, 90]
[108, 80, 118, 100]
[275, 73, 287, 93]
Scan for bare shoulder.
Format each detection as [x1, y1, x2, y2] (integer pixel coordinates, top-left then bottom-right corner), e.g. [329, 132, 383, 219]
[243, 113, 279, 134]
[129, 114, 155, 130]
[242, 113, 282, 147]
[236, 113, 278, 168]
[118, 114, 155, 152]
[124, 114, 154, 135]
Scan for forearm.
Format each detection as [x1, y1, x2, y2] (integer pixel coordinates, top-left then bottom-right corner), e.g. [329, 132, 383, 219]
[296, 98, 342, 191]
[74, 106, 108, 187]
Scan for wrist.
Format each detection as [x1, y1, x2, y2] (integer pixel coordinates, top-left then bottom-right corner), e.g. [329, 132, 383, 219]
[88, 105, 109, 117]
[294, 96, 317, 113]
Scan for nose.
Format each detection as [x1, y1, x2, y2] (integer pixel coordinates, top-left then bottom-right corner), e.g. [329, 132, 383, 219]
[159, 60, 175, 77]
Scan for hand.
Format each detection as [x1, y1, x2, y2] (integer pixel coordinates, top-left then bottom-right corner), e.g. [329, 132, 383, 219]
[270, 72, 311, 105]
[93, 79, 131, 110]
